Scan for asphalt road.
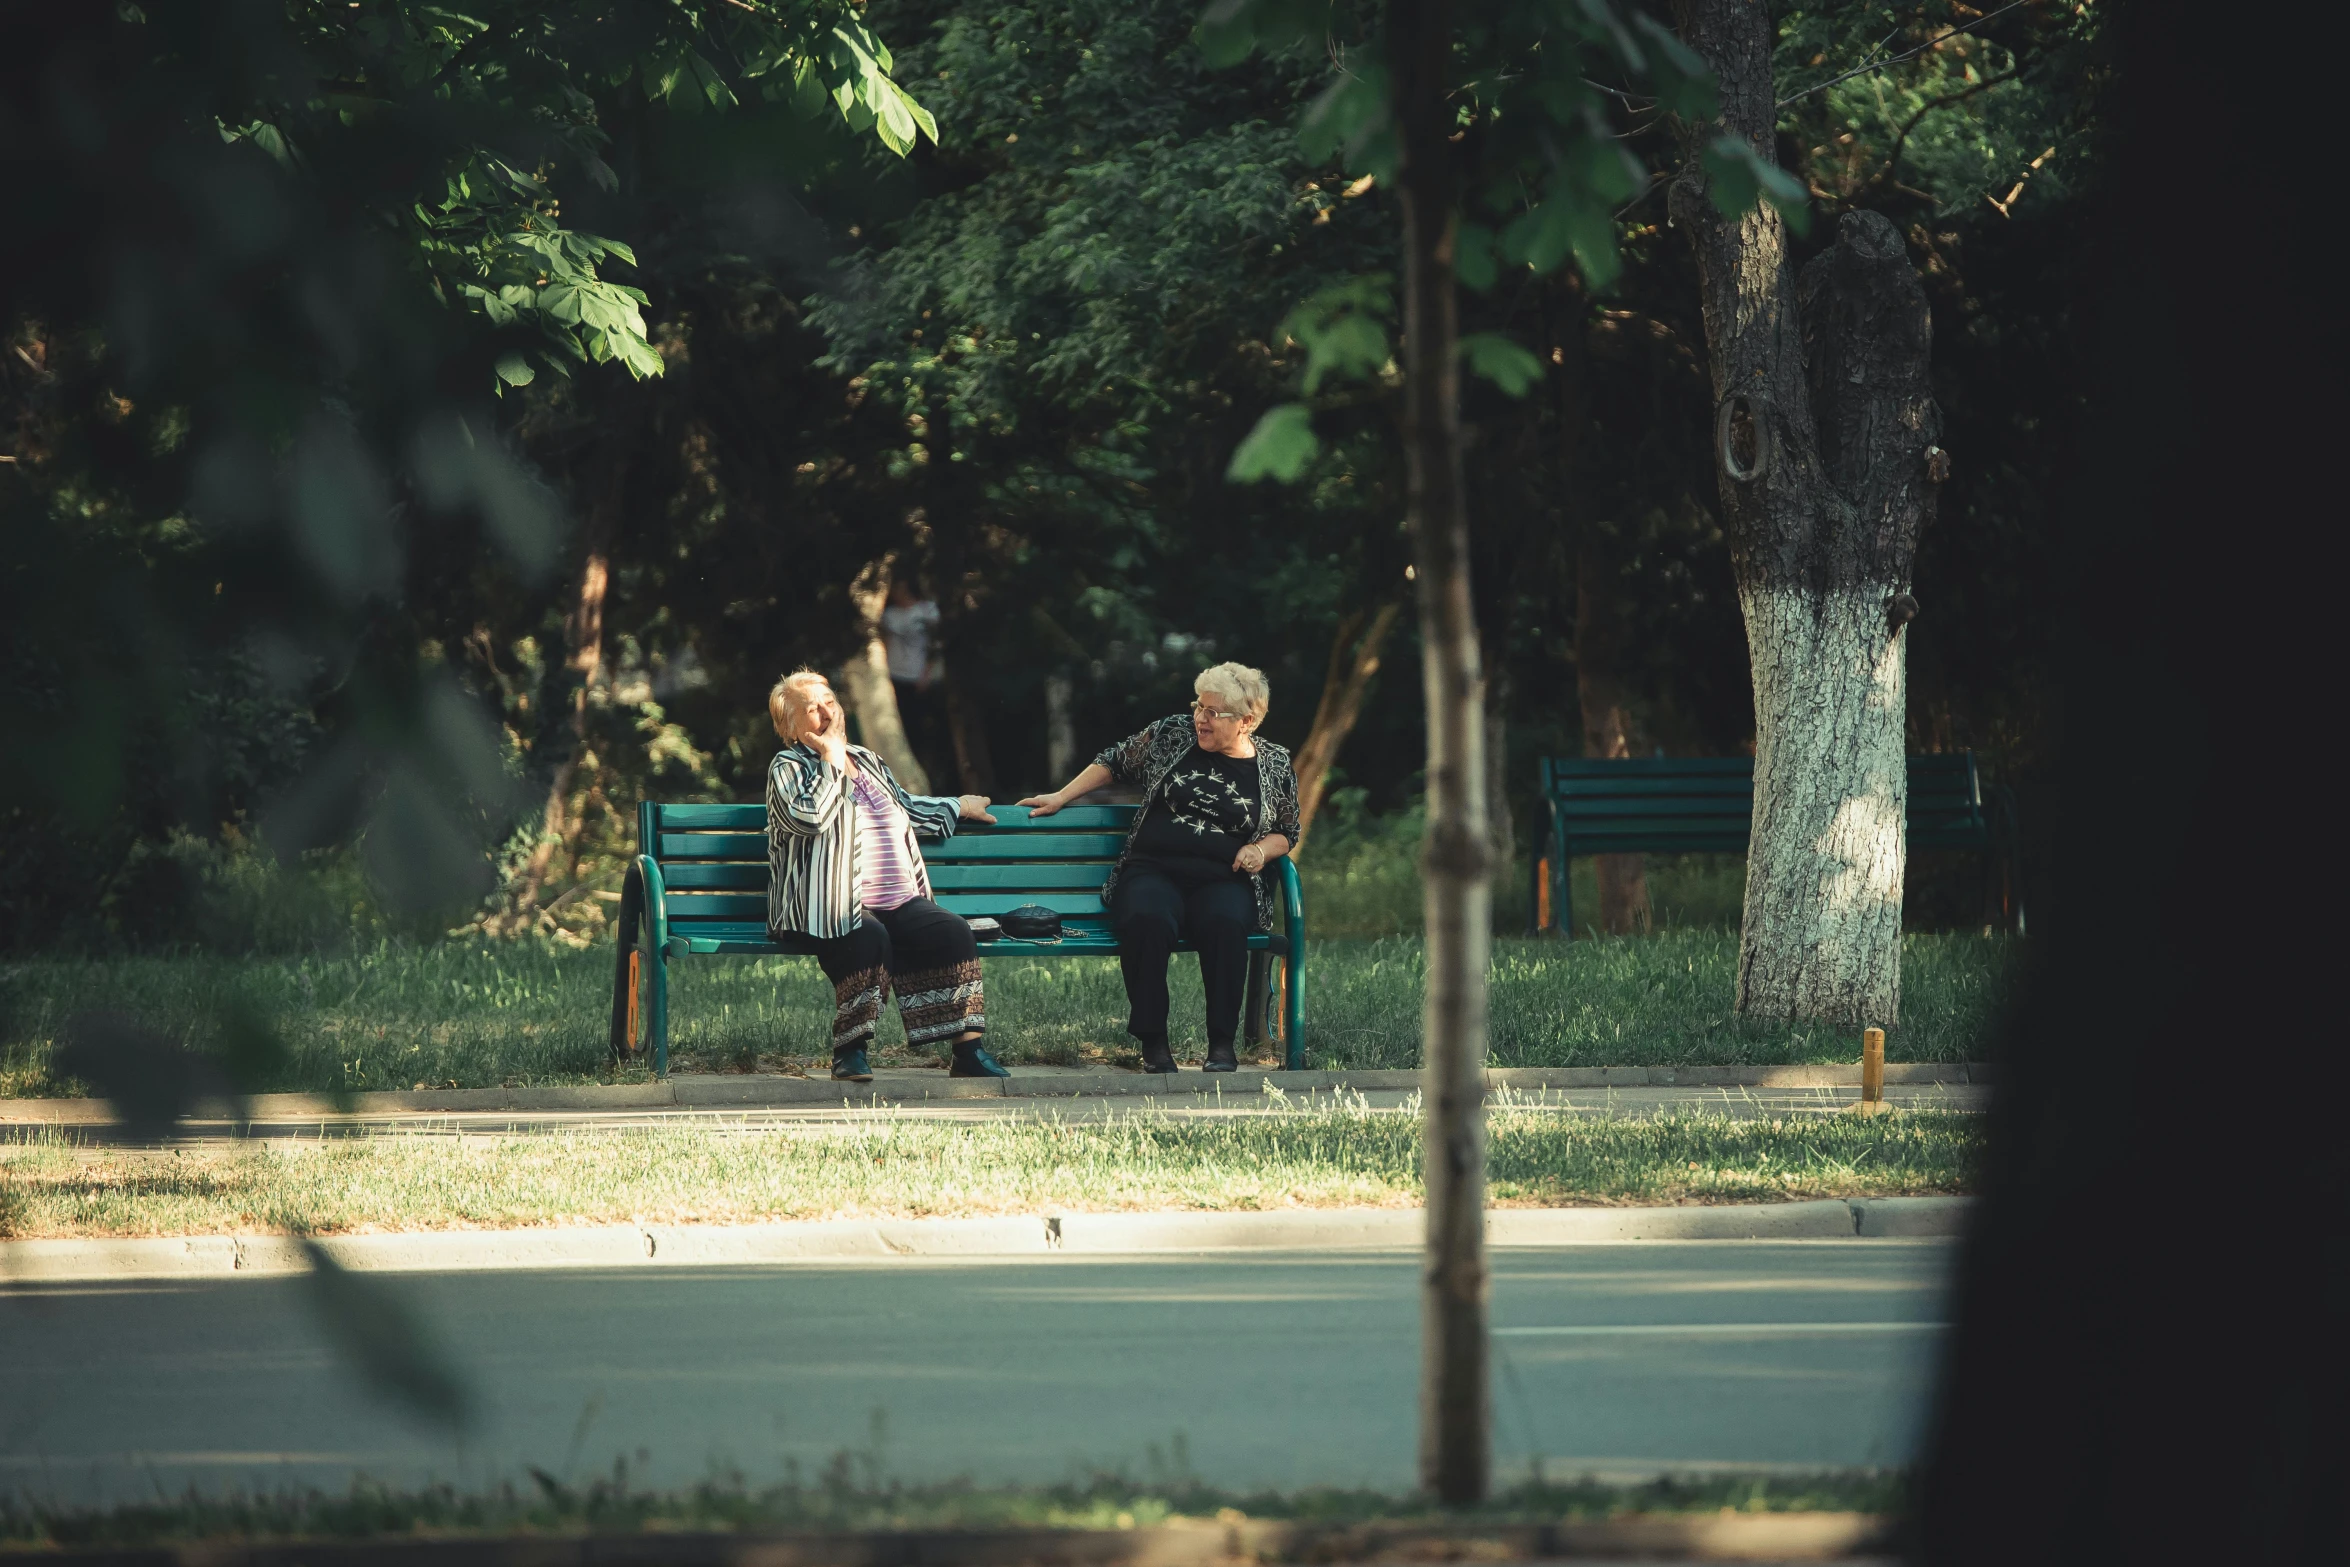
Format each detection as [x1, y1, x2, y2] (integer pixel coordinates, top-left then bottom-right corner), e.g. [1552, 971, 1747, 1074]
[0, 1242, 1952, 1506]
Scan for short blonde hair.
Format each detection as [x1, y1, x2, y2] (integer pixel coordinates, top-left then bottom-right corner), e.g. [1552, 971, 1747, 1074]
[1195, 661, 1269, 724]
[768, 668, 829, 741]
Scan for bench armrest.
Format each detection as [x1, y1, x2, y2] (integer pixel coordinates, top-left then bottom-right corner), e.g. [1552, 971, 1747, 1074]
[637, 854, 672, 958]
[1276, 854, 1305, 945]
[1275, 854, 1307, 1068]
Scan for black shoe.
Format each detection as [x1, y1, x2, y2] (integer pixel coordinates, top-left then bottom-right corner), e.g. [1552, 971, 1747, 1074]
[1204, 1041, 1239, 1073]
[831, 1047, 873, 1082]
[1138, 1037, 1178, 1074]
[950, 1042, 1011, 1078]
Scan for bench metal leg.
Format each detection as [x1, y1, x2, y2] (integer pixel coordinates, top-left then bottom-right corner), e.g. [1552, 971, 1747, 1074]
[649, 950, 670, 1078]
[1555, 823, 1574, 941]
[1282, 950, 1305, 1070]
[1243, 951, 1271, 1047]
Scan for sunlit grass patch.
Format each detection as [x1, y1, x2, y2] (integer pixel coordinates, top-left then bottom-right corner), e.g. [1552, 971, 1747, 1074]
[0, 1465, 1912, 1550]
[0, 1106, 1980, 1240]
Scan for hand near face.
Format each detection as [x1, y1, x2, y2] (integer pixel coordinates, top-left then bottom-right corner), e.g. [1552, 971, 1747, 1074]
[805, 702, 850, 770]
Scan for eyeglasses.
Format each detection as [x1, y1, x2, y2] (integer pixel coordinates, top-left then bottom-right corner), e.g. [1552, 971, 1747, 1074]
[1190, 701, 1246, 722]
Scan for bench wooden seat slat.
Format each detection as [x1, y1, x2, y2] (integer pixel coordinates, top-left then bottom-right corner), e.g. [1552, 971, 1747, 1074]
[614, 795, 1307, 1074]
[1532, 752, 2019, 937]
[921, 890, 1117, 918]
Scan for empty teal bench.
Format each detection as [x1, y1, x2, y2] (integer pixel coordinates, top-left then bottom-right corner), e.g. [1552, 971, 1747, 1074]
[1531, 752, 2021, 936]
[610, 801, 1308, 1074]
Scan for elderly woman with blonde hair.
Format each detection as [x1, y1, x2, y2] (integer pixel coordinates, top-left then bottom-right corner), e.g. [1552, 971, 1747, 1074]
[766, 669, 1007, 1082]
[1021, 662, 1300, 1073]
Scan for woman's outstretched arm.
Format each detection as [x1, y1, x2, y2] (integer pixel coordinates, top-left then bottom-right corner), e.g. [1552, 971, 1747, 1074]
[1019, 762, 1112, 818]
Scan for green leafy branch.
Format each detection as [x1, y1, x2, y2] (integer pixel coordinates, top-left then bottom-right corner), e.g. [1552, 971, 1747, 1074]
[1211, 0, 1811, 486]
[251, 2, 941, 387]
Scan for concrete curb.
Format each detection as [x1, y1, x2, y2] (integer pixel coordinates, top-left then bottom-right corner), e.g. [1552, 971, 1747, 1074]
[0, 1199, 1972, 1284]
[24, 1513, 1898, 1564]
[0, 1063, 1991, 1125]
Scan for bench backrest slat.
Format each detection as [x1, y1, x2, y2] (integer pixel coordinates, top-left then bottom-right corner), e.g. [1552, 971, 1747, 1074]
[927, 862, 1118, 892]
[924, 833, 1129, 861]
[659, 832, 767, 859]
[663, 892, 770, 922]
[1537, 752, 1988, 851]
[656, 803, 768, 832]
[642, 800, 1143, 933]
[660, 862, 772, 891]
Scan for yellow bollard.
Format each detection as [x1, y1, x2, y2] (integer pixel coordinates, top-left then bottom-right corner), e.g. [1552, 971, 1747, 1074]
[1857, 1026, 1888, 1116]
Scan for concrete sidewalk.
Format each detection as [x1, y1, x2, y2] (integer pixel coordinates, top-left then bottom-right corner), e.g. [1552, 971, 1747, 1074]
[0, 1061, 1991, 1142]
[0, 1198, 1971, 1284]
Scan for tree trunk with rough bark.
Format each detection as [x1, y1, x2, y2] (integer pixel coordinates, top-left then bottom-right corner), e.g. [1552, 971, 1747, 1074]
[838, 561, 932, 794]
[1291, 601, 1401, 847]
[1670, 0, 1942, 1025]
[1484, 660, 1514, 882]
[1541, 271, 1649, 934]
[1044, 673, 1076, 785]
[1575, 530, 1653, 935]
[943, 670, 997, 795]
[492, 475, 620, 936]
[1392, 0, 1491, 1507]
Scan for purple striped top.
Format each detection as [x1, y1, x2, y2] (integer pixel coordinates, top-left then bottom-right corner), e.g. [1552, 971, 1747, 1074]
[851, 767, 927, 911]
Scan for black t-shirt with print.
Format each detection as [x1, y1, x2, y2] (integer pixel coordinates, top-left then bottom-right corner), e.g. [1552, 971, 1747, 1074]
[1130, 745, 1260, 865]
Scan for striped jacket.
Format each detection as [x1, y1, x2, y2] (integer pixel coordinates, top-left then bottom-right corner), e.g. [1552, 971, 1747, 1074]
[1093, 714, 1303, 933]
[766, 743, 964, 939]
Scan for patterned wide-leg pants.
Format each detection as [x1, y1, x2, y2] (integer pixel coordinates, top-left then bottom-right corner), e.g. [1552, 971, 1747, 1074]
[808, 896, 986, 1058]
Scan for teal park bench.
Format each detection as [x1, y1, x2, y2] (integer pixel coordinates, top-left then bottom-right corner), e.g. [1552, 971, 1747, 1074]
[1531, 752, 2021, 937]
[610, 801, 1309, 1074]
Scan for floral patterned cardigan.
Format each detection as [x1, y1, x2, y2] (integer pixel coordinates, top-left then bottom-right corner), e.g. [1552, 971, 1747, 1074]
[1091, 714, 1303, 932]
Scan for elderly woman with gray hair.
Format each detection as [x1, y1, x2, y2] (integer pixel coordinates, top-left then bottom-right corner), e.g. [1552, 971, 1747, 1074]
[767, 669, 1008, 1082]
[1020, 662, 1300, 1073]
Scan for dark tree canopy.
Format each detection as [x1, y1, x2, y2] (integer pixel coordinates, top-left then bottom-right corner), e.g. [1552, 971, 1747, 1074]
[2, 0, 2103, 949]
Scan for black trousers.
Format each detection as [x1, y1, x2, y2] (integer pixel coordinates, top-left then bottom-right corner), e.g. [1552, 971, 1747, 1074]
[1111, 857, 1254, 1048]
[807, 897, 985, 1056]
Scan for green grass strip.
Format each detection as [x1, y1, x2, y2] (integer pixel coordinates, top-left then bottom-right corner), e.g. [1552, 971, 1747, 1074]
[0, 1106, 1979, 1239]
[0, 932, 2018, 1097]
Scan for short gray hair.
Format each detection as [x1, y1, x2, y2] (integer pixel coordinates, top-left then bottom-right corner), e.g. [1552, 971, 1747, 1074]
[1195, 661, 1269, 723]
[768, 667, 830, 741]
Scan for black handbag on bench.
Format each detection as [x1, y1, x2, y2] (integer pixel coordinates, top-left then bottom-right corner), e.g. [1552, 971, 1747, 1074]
[998, 904, 1063, 940]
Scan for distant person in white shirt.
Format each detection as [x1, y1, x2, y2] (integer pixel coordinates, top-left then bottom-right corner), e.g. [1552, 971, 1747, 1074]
[881, 578, 950, 786]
